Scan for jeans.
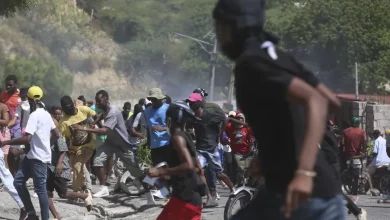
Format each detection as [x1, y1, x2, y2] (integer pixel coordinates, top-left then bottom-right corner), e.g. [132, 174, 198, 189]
[14, 158, 49, 220]
[205, 166, 217, 190]
[231, 189, 345, 220]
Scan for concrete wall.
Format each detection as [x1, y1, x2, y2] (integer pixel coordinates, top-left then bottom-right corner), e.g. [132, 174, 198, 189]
[352, 101, 390, 134]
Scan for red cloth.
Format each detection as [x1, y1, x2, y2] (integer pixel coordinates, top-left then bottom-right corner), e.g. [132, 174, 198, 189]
[225, 123, 254, 154]
[157, 197, 202, 220]
[1, 90, 20, 118]
[342, 127, 366, 157]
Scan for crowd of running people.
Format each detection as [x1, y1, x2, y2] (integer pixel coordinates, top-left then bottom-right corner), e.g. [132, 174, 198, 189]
[0, 75, 250, 220]
[0, 0, 385, 219]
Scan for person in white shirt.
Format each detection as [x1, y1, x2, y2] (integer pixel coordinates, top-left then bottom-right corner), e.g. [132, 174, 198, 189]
[1, 86, 60, 220]
[366, 130, 390, 177]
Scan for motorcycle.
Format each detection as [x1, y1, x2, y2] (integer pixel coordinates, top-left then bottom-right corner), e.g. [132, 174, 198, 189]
[341, 155, 368, 195]
[224, 146, 263, 220]
[341, 155, 390, 195]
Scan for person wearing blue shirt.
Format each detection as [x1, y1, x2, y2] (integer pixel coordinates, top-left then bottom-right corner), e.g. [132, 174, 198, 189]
[144, 88, 171, 166]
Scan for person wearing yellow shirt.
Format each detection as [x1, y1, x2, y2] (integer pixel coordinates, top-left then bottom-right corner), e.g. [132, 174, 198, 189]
[58, 95, 98, 208]
[121, 102, 133, 120]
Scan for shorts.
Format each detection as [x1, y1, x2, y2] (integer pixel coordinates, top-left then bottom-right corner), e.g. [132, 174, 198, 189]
[95, 139, 105, 150]
[151, 145, 172, 166]
[197, 147, 223, 173]
[93, 138, 144, 179]
[10, 129, 25, 149]
[157, 197, 202, 220]
[46, 169, 69, 198]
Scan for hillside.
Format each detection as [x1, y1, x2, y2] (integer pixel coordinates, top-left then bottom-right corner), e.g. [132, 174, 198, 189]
[0, 0, 155, 104]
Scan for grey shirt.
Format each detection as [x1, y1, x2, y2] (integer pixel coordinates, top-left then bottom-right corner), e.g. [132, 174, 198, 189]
[103, 105, 131, 144]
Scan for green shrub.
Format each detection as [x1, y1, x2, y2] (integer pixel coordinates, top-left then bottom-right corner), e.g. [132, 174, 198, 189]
[366, 139, 374, 155]
[137, 143, 152, 165]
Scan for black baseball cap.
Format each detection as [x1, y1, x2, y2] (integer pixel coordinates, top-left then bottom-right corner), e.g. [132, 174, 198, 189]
[212, 0, 266, 30]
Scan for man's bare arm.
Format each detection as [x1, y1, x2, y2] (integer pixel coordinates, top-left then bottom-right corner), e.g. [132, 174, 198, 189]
[0, 104, 10, 127]
[288, 77, 328, 172]
[316, 84, 341, 114]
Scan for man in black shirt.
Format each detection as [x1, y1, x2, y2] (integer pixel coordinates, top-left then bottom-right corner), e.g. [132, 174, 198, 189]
[187, 93, 234, 194]
[213, 0, 345, 219]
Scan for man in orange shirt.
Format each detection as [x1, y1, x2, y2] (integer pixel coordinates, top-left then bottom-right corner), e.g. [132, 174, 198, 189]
[1, 75, 21, 171]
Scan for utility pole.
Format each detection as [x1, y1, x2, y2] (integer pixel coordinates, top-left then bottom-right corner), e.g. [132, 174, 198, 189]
[209, 38, 217, 101]
[355, 62, 359, 100]
[172, 31, 217, 101]
[227, 70, 234, 104]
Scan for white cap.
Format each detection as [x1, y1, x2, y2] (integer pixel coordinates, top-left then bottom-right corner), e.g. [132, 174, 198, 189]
[228, 111, 236, 117]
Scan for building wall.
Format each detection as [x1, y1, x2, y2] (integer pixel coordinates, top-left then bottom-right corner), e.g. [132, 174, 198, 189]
[352, 101, 390, 135]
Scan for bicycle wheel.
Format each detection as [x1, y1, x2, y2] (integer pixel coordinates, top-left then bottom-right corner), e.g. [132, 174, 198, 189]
[224, 191, 251, 220]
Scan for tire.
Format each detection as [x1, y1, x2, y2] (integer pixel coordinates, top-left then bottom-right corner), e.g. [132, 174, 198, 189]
[224, 191, 251, 220]
[341, 169, 353, 194]
[379, 174, 390, 194]
[119, 163, 149, 196]
[119, 171, 145, 196]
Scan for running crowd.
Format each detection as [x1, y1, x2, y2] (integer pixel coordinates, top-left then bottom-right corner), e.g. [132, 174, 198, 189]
[0, 75, 251, 220]
[0, 0, 385, 220]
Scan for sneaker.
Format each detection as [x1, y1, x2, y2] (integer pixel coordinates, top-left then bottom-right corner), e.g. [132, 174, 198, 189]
[203, 198, 219, 208]
[32, 193, 38, 198]
[145, 192, 156, 205]
[356, 208, 367, 220]
[216, 192, 221, 200]
[93, 186, 109, 198]
[19, 209, 28, 220]
[370, 188, 380, 196]
[84, 190, 93, 212]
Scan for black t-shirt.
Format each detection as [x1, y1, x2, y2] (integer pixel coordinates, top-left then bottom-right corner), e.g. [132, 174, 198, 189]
[168, 131, 202, 206]
[192, 109, 225, 151]
[321, 129, 340, 165]
[234, 38, 340, 198]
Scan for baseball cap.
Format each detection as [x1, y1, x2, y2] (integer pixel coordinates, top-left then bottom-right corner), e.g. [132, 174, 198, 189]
[27, 86, 43, 101]
[213, 0, 266, 30]
[193, 88, 208, 97]
[147, 88, 166, 100]
[186, 93, 203, 102]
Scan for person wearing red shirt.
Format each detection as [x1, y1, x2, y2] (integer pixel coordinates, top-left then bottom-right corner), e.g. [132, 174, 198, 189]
[1, 75, 21, 170]
[342, 117, 366, 158]
[225, 111, 254, 185]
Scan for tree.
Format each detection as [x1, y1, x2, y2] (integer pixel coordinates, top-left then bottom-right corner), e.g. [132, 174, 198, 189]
[0, 56, 73, 105]
[268, 0, 390, 94]
[0, 0, 35, 17]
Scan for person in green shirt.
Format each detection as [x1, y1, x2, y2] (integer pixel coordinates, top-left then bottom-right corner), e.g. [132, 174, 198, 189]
[89, 104, 108, 183]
